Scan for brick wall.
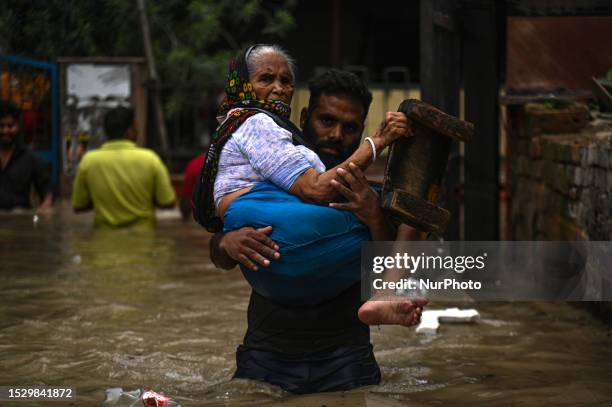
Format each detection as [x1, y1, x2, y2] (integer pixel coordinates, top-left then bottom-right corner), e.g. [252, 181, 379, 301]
[508, 103, 612, 241]
[507, 103, 612, 320]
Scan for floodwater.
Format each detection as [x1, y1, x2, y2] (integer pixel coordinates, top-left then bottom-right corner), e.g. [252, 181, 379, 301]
[1, 204, 611, 406]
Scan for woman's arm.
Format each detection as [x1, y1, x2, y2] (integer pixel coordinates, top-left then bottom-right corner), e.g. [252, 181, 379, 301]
[289, 112, 411, 203]
[232, 114, 320, 193]
[231, 111, 410, 205]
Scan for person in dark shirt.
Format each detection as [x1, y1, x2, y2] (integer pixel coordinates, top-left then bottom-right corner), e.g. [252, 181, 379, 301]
[0, 100, 52, 210]
[209, 70, 426, 394]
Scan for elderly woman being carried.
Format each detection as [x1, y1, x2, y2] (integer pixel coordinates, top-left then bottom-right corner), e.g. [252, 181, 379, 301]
[197, 44, 412, 309]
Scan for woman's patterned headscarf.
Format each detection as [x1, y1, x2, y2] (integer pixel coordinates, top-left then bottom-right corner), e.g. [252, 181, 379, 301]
[193, 45, 294, 232]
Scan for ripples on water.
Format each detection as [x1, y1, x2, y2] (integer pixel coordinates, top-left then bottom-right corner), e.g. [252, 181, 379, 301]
[1, 205, 611, 406]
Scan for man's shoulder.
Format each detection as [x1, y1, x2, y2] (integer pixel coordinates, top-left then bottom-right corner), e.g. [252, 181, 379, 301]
[13, 146, 37, 162]
[130, 145, 160, 157]
[131, 146, 164, 165]
[88, 145, 161, 161]
[79, 148, 103, 164]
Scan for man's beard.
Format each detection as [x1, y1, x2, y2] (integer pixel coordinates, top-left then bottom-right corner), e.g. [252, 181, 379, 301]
[0, 135, 16, 149]
[302, 122, 359, 169]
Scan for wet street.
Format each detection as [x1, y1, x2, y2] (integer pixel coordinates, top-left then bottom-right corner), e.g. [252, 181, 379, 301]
[1, 204, 611, 406]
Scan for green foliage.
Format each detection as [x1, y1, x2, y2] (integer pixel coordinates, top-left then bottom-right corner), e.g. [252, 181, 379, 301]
[0, 0, 296, 116]
[0, 0, 141, 59]
[602, 69, 612, 87]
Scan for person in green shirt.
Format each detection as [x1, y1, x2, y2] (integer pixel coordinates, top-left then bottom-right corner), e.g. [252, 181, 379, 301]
[72, 106, 176, 228]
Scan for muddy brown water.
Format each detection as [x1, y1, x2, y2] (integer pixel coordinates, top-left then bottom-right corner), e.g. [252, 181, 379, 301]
[1, 204, 611, 406]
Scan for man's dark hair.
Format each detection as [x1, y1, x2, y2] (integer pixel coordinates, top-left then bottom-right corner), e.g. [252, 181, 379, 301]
[307, 69, 373, 119]
[104, 106, 134, 139]
[0, 100, 22, 119]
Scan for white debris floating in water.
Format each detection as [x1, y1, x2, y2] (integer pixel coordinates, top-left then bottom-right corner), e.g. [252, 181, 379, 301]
[416, 308, 479, 334]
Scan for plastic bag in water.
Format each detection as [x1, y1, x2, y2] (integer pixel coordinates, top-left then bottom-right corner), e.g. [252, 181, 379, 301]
[102, 388, 181, 407]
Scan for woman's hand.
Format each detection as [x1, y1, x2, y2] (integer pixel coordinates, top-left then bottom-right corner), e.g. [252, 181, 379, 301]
[372, 112, 413, 150]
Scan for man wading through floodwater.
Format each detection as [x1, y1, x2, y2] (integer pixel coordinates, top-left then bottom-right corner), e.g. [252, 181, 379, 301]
[194, 48, 427, 394]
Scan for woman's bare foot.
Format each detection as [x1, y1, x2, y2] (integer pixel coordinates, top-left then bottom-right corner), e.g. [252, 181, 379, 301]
[358, 297, 428, 327]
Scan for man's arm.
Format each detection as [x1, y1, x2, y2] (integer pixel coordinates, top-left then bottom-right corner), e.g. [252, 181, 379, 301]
[330, 164, 429, 319]
[153, 155, 177, 208]
[210, 226, 280, 271]
[210, 232, 238, 269]
[156, 200, 176, 209]
[329, 162, 396, 240]
[72, 160, 93, 212]
[211, 157, 404, 271]
[73, 204, 93, 213]
[38, 193, 53, 210]
[32, 156, 53, 210]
